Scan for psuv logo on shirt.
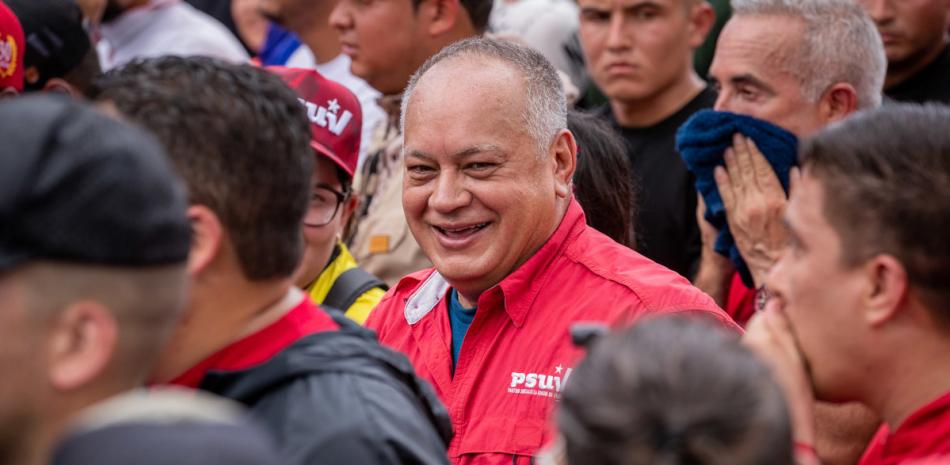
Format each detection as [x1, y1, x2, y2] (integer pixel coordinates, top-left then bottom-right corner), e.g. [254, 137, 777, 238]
[508, 365, 573, 399]
[299, 97, 353, 136]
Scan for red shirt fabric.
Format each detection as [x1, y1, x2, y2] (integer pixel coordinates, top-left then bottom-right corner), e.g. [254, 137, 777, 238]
[366, 199, 738, 465]
[725, 272, 757, 327]
[169, 290, 340, 389]
[859, 391, 950, 465]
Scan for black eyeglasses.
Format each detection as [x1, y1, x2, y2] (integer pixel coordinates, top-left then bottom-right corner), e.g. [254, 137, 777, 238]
[303, 185, 348, 227]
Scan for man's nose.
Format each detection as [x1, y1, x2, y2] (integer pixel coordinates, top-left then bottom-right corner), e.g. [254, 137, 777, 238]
[428, 171, 472, 214]
[605, 13, 631, 51]
[713, 91, 731, 112]
[863, 0, 895, 24]
[329, 1, 351, 31]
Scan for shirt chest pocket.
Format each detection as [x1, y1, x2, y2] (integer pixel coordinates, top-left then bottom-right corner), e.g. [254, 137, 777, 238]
[455, 409, 552, 457]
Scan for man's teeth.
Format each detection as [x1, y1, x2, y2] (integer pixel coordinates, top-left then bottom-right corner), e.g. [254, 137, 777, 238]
[441, 223, 488, 234]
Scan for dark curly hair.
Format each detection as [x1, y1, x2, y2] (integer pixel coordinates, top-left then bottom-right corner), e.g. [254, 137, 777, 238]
[559, 315, 793, 465]
[411, 0, 491, 32]
[92, 56, 314, 281]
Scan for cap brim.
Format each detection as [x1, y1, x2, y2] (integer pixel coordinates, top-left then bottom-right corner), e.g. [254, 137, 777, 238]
[310, 140, 355, 177]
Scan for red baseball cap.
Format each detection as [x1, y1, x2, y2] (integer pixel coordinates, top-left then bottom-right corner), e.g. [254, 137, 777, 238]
[267, 66, 362, 177]
[0, 1, 24, 93]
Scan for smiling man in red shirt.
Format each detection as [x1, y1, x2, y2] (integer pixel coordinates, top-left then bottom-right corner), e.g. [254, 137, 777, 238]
[366, 38, 736, 465]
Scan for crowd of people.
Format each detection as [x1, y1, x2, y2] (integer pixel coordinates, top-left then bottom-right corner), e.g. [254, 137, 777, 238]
[0, 0, 947, 465]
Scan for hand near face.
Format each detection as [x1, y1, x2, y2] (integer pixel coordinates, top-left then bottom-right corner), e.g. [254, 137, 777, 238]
[692, 194, 735, 306]
[743, 300, 816, 446]
[715, 134, 799, 287]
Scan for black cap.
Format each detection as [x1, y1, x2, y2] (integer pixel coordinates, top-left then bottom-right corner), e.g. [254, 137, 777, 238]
[0, 94, 191, 271]
[4, 0, 92, 90]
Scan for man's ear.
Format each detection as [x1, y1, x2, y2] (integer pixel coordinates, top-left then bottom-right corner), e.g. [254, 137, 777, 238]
[187, 205, 224, 277]
[550, 129, 578, 200]
[820, 83, 859, 125]
[43, 78, 82, 97]
[687, 1, 716, 48]
[863, 254, 909, 327]
[418, 0, 465, 36]
[47, 302, 117, 391]
[339, 194, 359, 234]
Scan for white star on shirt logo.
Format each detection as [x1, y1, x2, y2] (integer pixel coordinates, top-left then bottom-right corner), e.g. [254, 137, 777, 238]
[555, 365, 563, 374]
[327, 99, 341, 114]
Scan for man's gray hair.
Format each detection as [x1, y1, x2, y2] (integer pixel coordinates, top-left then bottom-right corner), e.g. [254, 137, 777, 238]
[401, 38, 567, 155]
[732, 0, 886, 109]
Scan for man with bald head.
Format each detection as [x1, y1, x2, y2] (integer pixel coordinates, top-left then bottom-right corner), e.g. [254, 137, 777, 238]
[366, 37, 736, 465]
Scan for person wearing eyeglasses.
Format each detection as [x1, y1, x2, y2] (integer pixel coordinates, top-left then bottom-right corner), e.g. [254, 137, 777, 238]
[270, 66, 388, 324]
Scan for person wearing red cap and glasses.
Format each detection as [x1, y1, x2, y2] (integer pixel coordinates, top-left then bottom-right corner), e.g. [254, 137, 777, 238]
[270, 66, 387, 324]
[0, 1, 24, 96]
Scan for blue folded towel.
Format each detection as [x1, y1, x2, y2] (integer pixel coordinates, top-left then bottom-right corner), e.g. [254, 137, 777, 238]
[675, 110, 798, 287]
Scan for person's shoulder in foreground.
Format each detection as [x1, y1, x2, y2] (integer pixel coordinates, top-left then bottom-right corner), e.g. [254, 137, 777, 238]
[200, 303, 453, 465]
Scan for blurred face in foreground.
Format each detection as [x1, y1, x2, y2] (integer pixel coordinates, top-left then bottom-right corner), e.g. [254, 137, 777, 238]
[766, 171, 869, 402]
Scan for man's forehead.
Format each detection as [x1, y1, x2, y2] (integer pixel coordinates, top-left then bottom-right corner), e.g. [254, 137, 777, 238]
[408, 59, 523, 114]
[711, 16, 803, 79]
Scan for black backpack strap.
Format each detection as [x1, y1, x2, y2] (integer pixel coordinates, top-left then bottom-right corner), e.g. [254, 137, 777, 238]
[323, 267, 388, 312]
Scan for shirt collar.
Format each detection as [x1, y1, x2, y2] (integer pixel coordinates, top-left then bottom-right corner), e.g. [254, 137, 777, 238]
[479, 198, 586, 328]
[166, 288, 326, 389]
[879, 389, 950, 458]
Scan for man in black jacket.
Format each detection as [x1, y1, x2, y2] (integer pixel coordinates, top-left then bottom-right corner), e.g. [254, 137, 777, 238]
[92, 56, 452, 465]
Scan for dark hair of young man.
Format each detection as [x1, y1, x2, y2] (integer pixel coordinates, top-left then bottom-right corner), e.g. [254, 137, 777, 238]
[62, 49, 103, 97]
[799, 104, 950, 317]
[568, 111, 637, 249]
[91, 56, 313, 281]
[410, 0, 491, 32]
[559, 315, 793, 465]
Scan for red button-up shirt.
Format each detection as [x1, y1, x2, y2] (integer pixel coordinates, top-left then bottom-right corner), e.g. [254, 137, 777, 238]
[859, 391, 950, 465]
[367, 200, 736, 465]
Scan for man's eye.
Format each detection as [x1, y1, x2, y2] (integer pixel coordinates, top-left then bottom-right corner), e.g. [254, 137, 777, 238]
[312, 193, 333, 205]
[785, 235, 805, 255]
[738, 86, 760, 101]
[466, 162, 495, 171]
[581, 10, 610, 22]
[408, 165, 435, 175]
[633, 8, 658, 20]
